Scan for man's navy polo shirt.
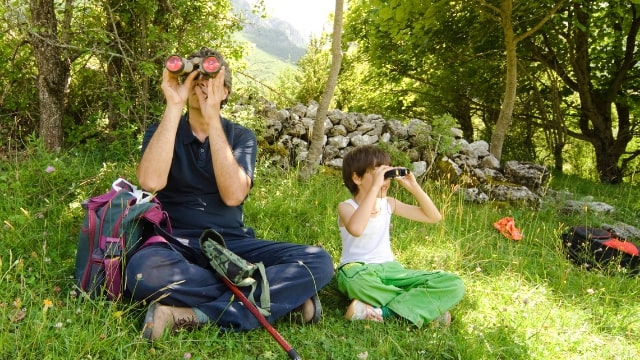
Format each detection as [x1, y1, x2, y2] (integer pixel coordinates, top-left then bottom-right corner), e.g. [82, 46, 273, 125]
[141, 114, 257, 240]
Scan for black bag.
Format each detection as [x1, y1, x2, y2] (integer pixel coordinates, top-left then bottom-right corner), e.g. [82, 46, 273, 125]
[561, 225, 640, 275]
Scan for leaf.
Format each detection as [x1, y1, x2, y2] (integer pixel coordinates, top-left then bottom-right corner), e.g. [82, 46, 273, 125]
[379, 6, 393, 20]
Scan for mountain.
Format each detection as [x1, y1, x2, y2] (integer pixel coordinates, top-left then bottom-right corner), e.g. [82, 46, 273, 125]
[232, 0, 307, 64]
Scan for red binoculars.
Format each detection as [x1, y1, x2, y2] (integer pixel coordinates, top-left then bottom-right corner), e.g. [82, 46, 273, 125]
[165, 55, 221, 76]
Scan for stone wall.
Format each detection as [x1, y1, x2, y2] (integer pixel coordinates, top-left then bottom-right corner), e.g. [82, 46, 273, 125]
[254, 100, 550, 206]
[241, 100, 639, 239]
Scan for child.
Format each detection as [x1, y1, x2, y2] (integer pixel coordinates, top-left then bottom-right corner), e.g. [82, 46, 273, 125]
[336, 145, 465, 327]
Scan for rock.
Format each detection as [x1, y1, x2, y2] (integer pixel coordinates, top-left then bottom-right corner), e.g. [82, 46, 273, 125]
[412, 161, 427, 178]
[561, 200, 615, 214]
[503, 160, 550, 194]
[350, 134, 378, 147]
[484, 184, 541, 207]
[601, 222, 640, 241]
[258, 100, 561, 207]
[458, 188, 490, 203]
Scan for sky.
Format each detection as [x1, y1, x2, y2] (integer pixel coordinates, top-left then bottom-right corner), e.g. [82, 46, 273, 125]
[260, 0, 336, 38]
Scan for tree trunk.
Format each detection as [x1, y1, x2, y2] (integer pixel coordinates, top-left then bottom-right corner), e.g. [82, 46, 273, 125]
[489, 1, 517, 162]
[571, 3, 632, 184]
[549, 74, 566, 172]
[483, 0, 564, 162]
[588, 102, 626, 184]
[105, 0, 126, 131]
[531, 1, 639, 183]
[452, 98, 474, 141]
[299, 0, 344, 180]
[534, 71, 566, 172]
[29, 0, 70, 151]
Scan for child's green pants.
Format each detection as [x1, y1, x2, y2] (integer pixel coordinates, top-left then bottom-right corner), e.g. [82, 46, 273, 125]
[337, 261, 465, 327]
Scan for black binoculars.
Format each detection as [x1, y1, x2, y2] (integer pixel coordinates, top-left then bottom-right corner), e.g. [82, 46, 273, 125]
[384, 168, 410, 179]
[165, 55, 221, 76]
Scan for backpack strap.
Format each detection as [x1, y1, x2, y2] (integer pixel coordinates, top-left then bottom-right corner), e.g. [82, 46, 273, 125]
[253, 262, 271, 316]
[142, 207, 172, 234]
[103, 236, 122, 299]
[78, 207, 99, 291]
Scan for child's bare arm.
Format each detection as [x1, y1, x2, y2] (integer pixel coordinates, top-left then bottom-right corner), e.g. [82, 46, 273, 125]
[339, 166, 391, 236]
[392, 172, 442, 223]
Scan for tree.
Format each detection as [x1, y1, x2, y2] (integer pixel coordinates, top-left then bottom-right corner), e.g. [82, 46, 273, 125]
[475, 0, 564, 162]
[14, 0, 243, 151]
[529, 0, 640, 183]
[339, 0, 500, 139]
[275, 35, 333, 108]
[340, 0, 639, 183]
[299, 0, 343, 180]
[27, 0, 81, 150]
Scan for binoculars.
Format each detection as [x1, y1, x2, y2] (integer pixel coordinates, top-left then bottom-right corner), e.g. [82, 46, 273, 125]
[384, 168, 410, 179]
[165, 54, 221, 76]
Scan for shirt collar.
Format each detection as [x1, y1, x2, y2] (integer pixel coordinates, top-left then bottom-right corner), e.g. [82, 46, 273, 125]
[177, 114, 200, 145]
[177, 113, 230, 145]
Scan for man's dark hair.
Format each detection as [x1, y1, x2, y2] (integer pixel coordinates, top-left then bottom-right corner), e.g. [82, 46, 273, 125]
[188, 47, 232, 107]
[342, 145, 392, 195]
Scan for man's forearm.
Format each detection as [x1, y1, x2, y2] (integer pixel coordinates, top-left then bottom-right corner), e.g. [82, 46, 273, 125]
[208, 121, 251, 206]
[137, 106, 183, 192]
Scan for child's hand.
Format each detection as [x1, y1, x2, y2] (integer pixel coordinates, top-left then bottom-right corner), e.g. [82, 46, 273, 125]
[394, 170, 421, 191]
[373, 165, 393, 188]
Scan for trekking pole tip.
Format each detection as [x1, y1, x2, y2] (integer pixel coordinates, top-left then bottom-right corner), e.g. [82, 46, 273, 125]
[287, 349, 302, 360]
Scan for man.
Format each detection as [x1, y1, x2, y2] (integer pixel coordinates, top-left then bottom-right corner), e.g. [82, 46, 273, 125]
[125, 47, 334, 340]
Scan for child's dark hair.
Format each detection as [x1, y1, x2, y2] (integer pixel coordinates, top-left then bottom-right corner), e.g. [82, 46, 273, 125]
[188, 47, 232, 107]
[342, 145, 392, 195]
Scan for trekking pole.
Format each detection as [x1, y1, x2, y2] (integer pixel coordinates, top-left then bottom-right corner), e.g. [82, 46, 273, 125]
[220, 276, 302, 360]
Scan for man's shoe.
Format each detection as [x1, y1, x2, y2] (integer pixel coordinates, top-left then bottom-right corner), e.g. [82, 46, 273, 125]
[344, 299, 383, 322]
[141, 303, 199, 341]
[304, 295, 322, 323]
[291, 295, 322, 323]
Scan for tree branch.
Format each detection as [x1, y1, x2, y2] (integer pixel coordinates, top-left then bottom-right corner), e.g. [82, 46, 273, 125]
[515, 0, 566, 43]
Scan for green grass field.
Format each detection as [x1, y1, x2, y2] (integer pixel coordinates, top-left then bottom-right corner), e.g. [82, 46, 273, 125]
[1, 141, 639, 359]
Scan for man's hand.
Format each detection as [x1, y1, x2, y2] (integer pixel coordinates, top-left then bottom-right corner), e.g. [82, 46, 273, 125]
[161, 69, 198, 107]
[196, 67, 227, 119]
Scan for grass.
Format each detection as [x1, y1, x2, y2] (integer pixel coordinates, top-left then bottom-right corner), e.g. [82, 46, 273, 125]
[1, 141, 639, 360]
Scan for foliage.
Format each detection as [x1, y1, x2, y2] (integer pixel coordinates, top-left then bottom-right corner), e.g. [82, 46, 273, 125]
[0, 2, 39, 148]
[0, 0, 639, 186]
[0, 0, 247, 150]
[1, 145, 639, 359]
[339, 0, 506, 128]
[525, 0, 640, 183]
[227, 99, 268, 138]
[272, 35, 333, 109]
[337, 0, 639, 184]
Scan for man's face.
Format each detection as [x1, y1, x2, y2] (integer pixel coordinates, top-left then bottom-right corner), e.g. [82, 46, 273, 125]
[194, 74, 212, 98]
[189, 74, 228, 110]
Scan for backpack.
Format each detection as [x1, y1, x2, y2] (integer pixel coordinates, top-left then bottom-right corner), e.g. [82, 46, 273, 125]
[74, 178, 171, 300]
[561, 225, 640, 275]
